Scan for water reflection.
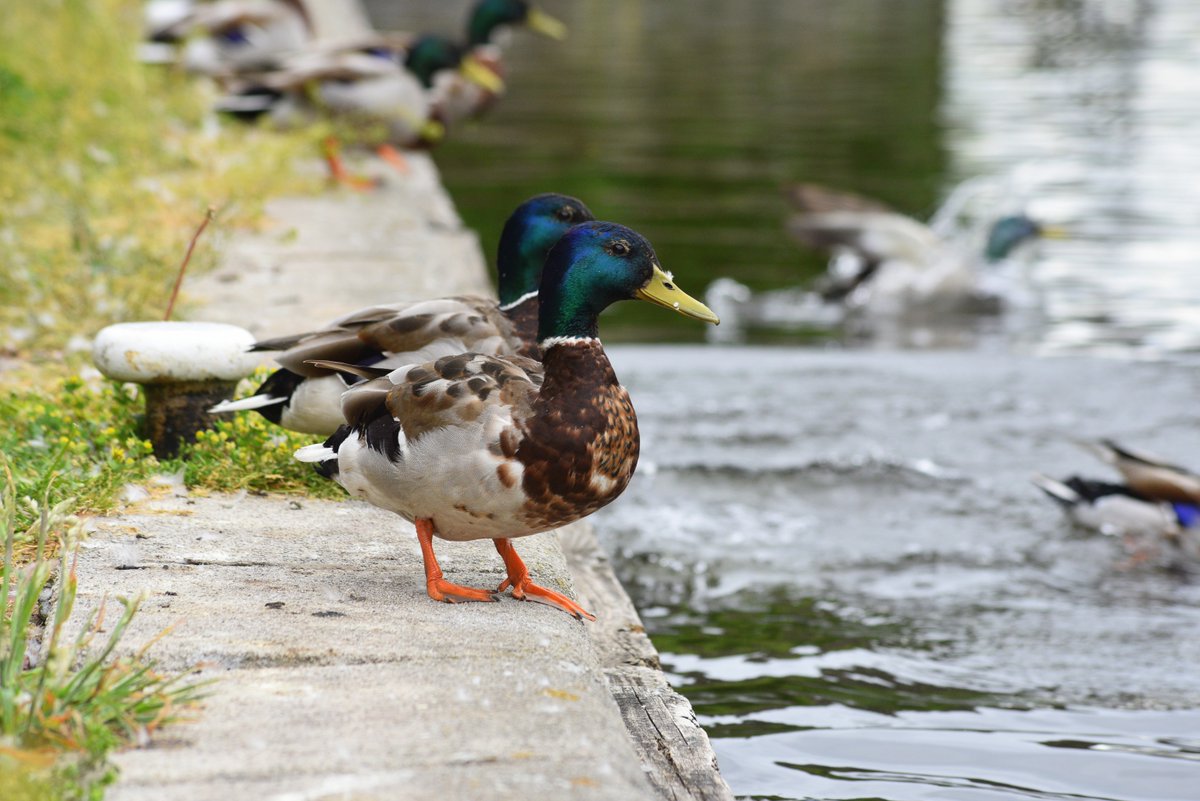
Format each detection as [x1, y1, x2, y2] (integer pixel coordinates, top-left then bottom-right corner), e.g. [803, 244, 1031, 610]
[943, 0, 1200, 355]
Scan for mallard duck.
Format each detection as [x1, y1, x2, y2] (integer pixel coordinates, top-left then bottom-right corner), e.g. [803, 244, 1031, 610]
[1032, 474, 1197, 538]
[144, 0, 314, 76]
[295, 222, 719, 619]
[210, 193, 594, 434]
[216, 34, 502, 184]
[428, 0, 566, 129]
[1078, 439, 1200, 505]
[785, 182, 1066, 313]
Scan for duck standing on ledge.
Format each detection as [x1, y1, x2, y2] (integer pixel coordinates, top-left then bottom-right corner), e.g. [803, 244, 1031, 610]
[297, 223, 720, 619]
[431, 0, 567, 128]
[211, 193, 594, 434]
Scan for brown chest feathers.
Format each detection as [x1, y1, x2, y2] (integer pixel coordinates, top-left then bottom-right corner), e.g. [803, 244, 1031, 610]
[516, 340, 639, 528]
[505, 296, 541, 359]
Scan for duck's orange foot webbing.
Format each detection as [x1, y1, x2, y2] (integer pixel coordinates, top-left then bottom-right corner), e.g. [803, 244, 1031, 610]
[417, 519, 496, 604]
[321, 137, 379, 191]
[494, 538, 595, 621]
[376, 144, 410, 174]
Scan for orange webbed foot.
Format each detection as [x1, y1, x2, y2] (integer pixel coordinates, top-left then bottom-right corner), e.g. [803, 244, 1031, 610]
[322, 136, 382, 192]
[426, 577, 497, 605]
[499, 576, 596, 621]
[376, 144, 411, 175]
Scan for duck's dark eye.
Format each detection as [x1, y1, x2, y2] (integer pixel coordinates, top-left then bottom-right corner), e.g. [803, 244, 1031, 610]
[607, 239, 631, 257]
[556, 205, 576, 221]
[216, 26, 250, 45]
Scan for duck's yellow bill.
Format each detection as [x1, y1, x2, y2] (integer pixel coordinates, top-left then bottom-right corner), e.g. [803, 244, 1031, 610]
[1039, 224, 1070, 240]
[526, 7, 567, 40]
[635, 265, 720, 325]
[460, 54, 505, 93]
[419, 118, 446, 143]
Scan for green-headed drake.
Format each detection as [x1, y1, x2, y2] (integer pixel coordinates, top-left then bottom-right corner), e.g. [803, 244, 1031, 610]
[785, 182, 1067, 313]
[431, 0, 567, 126]
[211, 193, 594, 434]
[216, 34, 500, 185]
[296, 222, 719, 619]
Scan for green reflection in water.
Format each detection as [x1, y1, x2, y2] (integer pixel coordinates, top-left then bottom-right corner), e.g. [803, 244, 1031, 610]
[650, 591, 1028, 724]
[650, 594, 912, 661]
[387, 0, 948, 341]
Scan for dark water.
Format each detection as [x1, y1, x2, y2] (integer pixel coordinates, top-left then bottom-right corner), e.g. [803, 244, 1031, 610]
[364, 2, 1200, 799]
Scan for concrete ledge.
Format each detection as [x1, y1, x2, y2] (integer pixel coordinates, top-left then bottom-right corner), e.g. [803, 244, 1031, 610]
[563, 528, 734, 801]
[73, 496, 657, 800]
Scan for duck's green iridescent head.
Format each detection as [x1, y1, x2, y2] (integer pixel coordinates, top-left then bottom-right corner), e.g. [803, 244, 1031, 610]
[497, 193, 595, 308]
[404, 35, 465, 88]
[467, 0, 567, 47]
[537, 222, 719, 343]
[984, 214, 1049, 262]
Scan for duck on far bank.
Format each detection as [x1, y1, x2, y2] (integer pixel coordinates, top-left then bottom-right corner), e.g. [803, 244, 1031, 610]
[143, 0, 314, 76]
[214, 34, 503, 185]
[210, 193, 595, 434]
[785, 182, 1067, 315]
[296, 222, 720, 619]
[429, 0, 568, 130]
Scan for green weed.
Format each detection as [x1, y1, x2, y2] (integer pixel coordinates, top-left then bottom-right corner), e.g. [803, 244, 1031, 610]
[0, 368, 342, 543]
[0, 0, 316, 353]
[0, 462, 206, 799]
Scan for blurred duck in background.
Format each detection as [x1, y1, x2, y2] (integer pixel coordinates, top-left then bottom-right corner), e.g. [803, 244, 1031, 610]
[705, 178, 1067, 345]
[784, 182, 1066, 314]
[432, 0, 567, 129]
[141, 0, 314, 76]
[1034, 439, 1200, 569]
[214, 35, 502, 185]
[146, 0, 565, 187]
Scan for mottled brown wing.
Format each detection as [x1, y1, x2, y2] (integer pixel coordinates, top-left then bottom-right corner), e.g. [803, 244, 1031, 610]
[352, 296, 515, 355]
[375, 353, 542, 444]
[251, 296, 513, 379]
[785, 183, 895, 215]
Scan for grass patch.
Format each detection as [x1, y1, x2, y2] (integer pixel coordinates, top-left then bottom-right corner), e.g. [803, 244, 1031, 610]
[1, 465, 206, 800]
[0, 0, 317, 354]
[0, 368, 342, 541]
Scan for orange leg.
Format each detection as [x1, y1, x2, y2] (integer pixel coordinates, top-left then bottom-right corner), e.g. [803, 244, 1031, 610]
[417, 519, 496, 604]
[321, 137, 378, 191]
[376, 143, 410, 175]
[494, 538, 595, 621]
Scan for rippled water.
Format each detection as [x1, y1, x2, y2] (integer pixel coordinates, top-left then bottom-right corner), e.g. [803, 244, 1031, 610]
[602, 346, 1200, 800]
[362, 2, 1200, 799]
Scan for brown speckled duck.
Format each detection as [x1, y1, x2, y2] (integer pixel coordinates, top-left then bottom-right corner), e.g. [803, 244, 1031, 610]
[296, 222, 719, 619]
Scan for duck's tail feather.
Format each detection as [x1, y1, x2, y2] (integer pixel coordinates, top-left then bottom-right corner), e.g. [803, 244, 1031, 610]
[304, 359, 393, 381]
[209, 368, 306, 425]
[209, 394, 286, 414]
[1031, 473, 1081, 507]
[295, 425, 352, 480]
